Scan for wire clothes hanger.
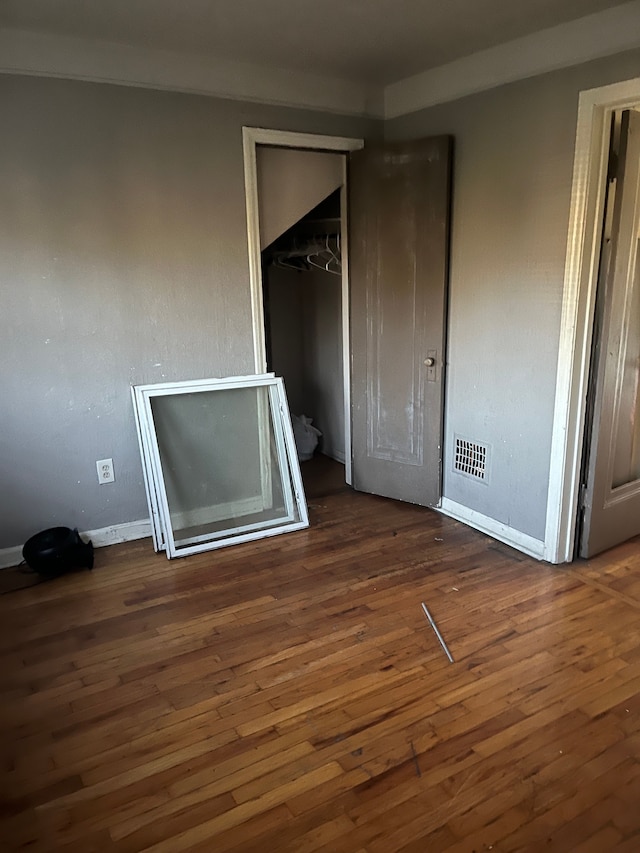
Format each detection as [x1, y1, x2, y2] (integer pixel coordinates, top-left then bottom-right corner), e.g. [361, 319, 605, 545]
[306, 233, 341, 276]
[269, 232, 341, 275]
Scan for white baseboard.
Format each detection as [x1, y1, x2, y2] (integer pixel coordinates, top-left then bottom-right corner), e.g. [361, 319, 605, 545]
[0, 495, 267, 567]
[1, 497, 547, 570]
[87, 518, 152, 548]
[0, 545, 24, 570]
[171, 496, 265, 531]
[321, 446, 346, 464]
[438, 497, 546, 561]
[0, 518, 152, 570]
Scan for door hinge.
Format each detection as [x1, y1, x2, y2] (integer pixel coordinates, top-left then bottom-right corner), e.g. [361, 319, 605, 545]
[579, 482, 588, 510]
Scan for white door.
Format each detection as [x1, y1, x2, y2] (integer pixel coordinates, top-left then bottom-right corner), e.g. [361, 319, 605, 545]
[579, 110, 640, 557]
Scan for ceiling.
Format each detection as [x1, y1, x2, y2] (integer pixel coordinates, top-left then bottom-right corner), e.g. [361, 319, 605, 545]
[0, 0, 632, 86]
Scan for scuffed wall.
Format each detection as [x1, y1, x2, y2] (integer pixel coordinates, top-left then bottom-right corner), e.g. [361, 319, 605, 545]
[386, 48, 640, 541]
[0, 75, 375, 549]
[3, 49, 640, 554]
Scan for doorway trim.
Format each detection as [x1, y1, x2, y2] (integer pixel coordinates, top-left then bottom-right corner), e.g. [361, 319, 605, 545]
[545, 76, 640, 563]
[242, 127, 364, 483]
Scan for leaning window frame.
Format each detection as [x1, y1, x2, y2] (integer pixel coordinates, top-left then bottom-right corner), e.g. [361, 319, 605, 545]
[132, 374, 308, 559]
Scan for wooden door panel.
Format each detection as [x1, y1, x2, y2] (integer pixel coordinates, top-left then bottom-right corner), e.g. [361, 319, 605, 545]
[350, 137, 452, 507]
[580, 110, 640, 557]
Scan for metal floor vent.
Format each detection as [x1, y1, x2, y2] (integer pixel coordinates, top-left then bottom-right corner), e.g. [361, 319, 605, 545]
[454, 436, 489, 482]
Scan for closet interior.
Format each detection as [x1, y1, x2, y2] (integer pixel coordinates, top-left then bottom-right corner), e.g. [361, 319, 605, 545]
[261, 188, 346, 485]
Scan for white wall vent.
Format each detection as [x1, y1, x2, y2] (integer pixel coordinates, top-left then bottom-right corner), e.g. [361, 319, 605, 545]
[454, 436, 490, 482]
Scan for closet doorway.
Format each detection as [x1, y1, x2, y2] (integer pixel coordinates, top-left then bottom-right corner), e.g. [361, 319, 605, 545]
[262, 187, 344, 466]
[243, 129, 364, 490]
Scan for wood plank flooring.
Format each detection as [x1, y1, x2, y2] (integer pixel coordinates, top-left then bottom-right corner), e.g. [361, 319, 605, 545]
[2, 473, 640, 851]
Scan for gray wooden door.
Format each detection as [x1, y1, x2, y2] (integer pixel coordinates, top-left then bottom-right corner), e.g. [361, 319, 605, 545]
[580, 110, 640, 557]
[349, 137, 452, 506]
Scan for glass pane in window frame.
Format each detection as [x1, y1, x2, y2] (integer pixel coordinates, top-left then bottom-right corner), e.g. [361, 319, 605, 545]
[132, 374, 308, 559]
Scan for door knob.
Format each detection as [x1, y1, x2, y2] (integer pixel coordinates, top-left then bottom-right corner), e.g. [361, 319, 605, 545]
[424, 357, 435, 367]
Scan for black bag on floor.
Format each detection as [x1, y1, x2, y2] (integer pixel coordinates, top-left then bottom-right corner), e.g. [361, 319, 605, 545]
[22, 527, 94, 578]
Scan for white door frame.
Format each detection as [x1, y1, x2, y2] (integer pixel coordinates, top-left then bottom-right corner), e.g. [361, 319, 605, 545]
[242, 127, 364, 484]
[545, 76, 640, 563]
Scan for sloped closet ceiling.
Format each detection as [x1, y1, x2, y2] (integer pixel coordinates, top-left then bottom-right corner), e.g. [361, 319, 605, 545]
[257, 148, 343, 251]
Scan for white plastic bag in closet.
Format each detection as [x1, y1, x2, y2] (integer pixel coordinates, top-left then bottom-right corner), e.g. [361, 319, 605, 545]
[291, 415, 322, 461]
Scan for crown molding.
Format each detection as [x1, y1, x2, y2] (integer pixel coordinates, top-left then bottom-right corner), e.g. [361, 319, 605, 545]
[2, 2, 640, 122]
[0, 27, 382, 118]
[384, 0, 640, 119]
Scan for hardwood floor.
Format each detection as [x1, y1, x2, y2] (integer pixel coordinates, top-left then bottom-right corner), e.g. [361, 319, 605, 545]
[2, 476, 640, 851]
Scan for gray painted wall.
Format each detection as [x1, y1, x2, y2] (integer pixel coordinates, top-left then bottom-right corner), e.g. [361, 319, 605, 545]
[302, 269, 345, 463]
[266, 266, 345, 462]
[0, 74, 376, 549]
[266, 266, 305, 415]
[386, 48, 640, 542]
[4, 50, 640, 554]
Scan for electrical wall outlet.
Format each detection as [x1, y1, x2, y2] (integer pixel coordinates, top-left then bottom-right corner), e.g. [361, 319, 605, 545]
[96, 458, 115, 484]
